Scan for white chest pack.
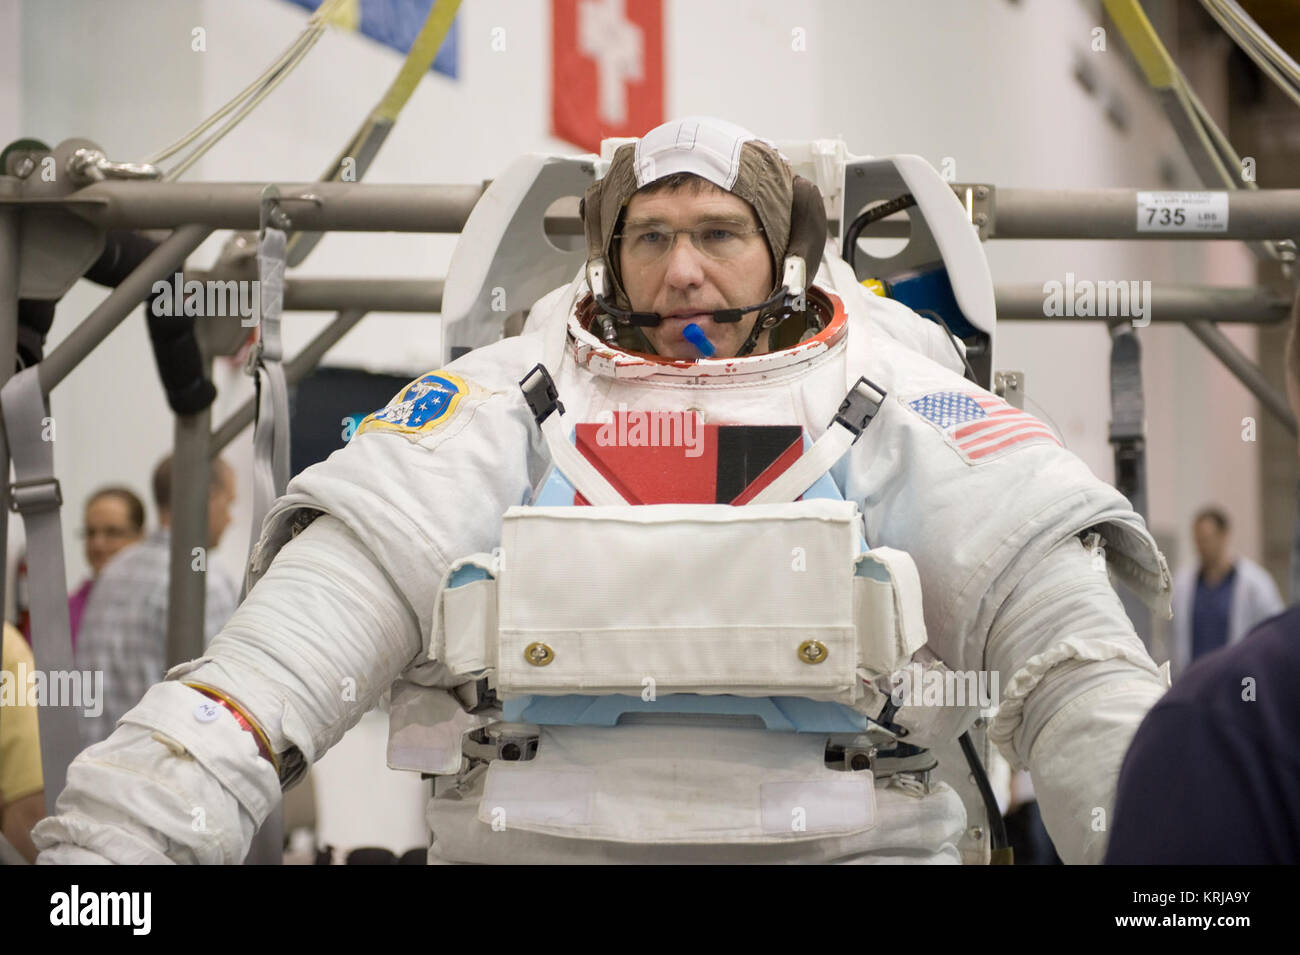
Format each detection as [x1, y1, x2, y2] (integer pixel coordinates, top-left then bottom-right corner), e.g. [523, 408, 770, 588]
[394, 365, 981, 852]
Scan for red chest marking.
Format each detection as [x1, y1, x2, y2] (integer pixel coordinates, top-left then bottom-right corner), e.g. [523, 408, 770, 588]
[573, 413, 804, 505]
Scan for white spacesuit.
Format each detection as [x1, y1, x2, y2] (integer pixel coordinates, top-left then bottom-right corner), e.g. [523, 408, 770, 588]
[33, 117, 1171, 865]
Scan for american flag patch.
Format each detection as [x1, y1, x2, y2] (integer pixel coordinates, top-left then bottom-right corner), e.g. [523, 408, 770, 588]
[906, 391, 1061, 462]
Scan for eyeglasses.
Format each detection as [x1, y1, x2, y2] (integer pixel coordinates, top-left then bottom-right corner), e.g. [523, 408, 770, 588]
[80, 527, 135, 541]
[614, 223, 765, 265]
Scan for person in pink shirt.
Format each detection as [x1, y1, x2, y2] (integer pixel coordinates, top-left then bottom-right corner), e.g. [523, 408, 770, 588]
[23, 486, 145, 651]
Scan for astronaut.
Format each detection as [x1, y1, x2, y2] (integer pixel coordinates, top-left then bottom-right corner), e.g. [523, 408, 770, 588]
[33, 117, 1172, 865]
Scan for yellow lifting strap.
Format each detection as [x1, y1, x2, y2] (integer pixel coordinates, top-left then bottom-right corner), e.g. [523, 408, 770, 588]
[310, 0, 462, 180]
[375, 0, 462, 121]
[286, 0, 464, 265]
[1101, 0, 1177, 90]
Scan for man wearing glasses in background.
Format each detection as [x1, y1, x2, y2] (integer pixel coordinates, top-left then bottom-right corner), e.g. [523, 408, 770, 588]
[20, 486, 145, 653]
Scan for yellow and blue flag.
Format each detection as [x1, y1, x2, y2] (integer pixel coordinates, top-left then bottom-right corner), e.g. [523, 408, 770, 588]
[284, 0, 458, 78]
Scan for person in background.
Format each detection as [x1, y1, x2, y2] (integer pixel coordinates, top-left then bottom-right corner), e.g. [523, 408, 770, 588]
[1, 622, 44, 863]
[78, 487, 147, 625]
[74, 455, 240, 748]
[1169, 507, 1283, 678]
[22, 486, 147, 653]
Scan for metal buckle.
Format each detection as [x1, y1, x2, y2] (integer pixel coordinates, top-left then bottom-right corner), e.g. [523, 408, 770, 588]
[885, 768, 936, 796]
[453, 676, 498, 713]
[243, 340, 265, 376]
[465, 722, 540, 764]
[519, 364, 564, 425]
[833, 376, 887, 439]
[9, 476, 62, 513]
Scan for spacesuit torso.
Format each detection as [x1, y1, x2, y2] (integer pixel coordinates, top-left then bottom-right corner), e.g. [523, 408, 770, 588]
[237, 260, 1170, 865]
[422, 282, 974, 864]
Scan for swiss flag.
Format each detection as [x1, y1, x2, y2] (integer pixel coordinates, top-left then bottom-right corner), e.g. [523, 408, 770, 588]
[552, 0, 664, 153]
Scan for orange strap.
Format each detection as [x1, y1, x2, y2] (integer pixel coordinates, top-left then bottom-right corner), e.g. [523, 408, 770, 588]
[185, 682, 279, 774]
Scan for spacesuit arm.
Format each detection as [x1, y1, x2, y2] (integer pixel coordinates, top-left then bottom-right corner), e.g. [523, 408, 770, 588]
[984, 535, 1169, 865]
[33, 515, 420, 864]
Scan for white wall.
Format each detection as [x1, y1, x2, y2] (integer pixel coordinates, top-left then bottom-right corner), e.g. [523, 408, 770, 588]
[0, 0, 18, 140]
[8, 0, 1270, 852]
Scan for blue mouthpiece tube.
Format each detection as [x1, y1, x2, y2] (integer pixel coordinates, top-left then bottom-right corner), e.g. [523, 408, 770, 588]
[683, 322, 716, 358]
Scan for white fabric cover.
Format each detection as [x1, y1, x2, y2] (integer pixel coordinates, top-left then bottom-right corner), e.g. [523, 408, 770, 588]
[496, 501, 855, 697]
[853, 545, 929, 672]
[429, 752, 965, 864]
[478, 725, 874, 843]
[496, 501, 856, 697]
[439, 553, 501, 675]
[433, 502, 928, 701]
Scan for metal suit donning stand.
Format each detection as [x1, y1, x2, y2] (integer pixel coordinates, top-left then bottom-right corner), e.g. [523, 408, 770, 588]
[0, 167, 1296, 863]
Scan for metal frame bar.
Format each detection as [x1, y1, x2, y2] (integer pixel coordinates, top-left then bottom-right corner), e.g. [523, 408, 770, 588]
[989, 188, 1300, 240]
[168, 350, 213, 669]
[992, 283, 1291, 323]
[3, 182, 485, 232]
[0, 202, 19, 692]
[189, 274, 444, 315]
[204, 273, 1298, 435]
[1185, 319, 1296, 433]
[39, 224, 214, 391]
[8, 182, 1300, 239]
[192, 277, 1295, 324]
[0, 222, 214, 651]
[995, 283, 1297, 433]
